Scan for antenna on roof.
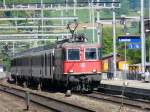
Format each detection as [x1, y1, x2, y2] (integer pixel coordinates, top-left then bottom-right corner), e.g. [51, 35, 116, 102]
[67, 19, 78, 38]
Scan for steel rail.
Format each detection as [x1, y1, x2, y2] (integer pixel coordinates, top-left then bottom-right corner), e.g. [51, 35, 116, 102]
[83, 91, 150, 111]
[0, 84, 94, 112]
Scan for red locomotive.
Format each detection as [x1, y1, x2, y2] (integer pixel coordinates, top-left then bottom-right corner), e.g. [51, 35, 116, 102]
[10, 22, 102, 91]
[63, 43, 102, 91]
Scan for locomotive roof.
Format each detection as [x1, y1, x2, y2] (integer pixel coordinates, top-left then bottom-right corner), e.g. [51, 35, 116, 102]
[13, 42, 101, 59]
[62, 42, 101, 48]
[13, 44, 56, 59]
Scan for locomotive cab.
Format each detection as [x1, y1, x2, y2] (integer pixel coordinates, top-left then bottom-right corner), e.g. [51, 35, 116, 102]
[63, 43, 102, 91]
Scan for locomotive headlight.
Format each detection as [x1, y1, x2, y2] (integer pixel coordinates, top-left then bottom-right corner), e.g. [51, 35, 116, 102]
[92, 69, 97, 73]
[69, 70, 74, 73]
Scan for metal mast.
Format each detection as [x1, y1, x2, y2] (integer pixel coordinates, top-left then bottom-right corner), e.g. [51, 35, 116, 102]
[96, 0, 101, 44]
[141, 0, 146, 73]
[92, 0, 95, 43]
[113, 0, 117, 78]
[149, 0, 150, 62]
[41, 0, 44, 38]
[73, 0, 77, 16]
[3, 0, 5, 6]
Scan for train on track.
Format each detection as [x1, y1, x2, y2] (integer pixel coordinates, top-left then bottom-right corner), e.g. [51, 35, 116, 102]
[10, 23, 103, 91]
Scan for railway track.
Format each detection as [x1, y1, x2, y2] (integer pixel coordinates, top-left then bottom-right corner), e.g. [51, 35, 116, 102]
[82, 91, 150, 111]
[0, 83, 94, 112]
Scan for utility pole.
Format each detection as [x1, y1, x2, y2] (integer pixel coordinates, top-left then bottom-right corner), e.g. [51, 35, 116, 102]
[92, 0, 95, 43]
[73, 0, 77, 16]
[13, 42, 15, 56]
[3, 0, 5, 6]
[97, 0, 100, 21]
[113, 0, 117, 78]
[141, 0, 146, 73]
[96, 0, 100, 44]
[88, 0, 92, 23]
[66, 0, 69, 38]
[41, 0, 44, 44]
[61, 10, 64, 39]
[149, 0, 150, 62]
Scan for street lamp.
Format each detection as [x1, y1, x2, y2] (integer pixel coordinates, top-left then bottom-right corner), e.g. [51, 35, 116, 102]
[112, 0, 117, 79]
[141, 0, 146, 74]
[120, 15, 128, 79]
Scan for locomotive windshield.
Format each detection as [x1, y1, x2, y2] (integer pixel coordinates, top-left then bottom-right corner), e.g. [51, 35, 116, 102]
[68, 49, 80, 60]
[85, 48, 97, 60]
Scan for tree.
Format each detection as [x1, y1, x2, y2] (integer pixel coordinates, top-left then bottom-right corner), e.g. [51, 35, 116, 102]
[102, 27, 113, 55]
[117, 0, 130, 15]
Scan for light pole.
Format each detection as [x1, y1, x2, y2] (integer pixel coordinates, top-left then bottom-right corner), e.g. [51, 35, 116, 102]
[120, 15, 128, 79]
[92, 0, 95, 43]
[3, 0, 5, 6]
[96, 0, 100, 44]
[113, 0, 117, 78]
[141, 0, 146, 74]
[13, 42, 15, 56]
[149, 0, 150, 62]
[88, 0, 92, 23]
[73, 0, 77, 16]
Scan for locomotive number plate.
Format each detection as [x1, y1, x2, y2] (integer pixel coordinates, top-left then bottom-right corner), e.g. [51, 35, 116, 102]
[80, 63, 85, 68]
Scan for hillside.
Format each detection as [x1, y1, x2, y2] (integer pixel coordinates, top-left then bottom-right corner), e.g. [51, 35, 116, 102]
[0, 0, 149, 70]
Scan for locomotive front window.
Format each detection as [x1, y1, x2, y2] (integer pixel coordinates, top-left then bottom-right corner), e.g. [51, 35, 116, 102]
[68, 49, 80, 60]
[85, 48, 97, 60]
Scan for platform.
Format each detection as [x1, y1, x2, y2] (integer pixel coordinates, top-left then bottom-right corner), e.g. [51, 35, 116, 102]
[99, 79, 150, 100]
[101, 80, 150, 90]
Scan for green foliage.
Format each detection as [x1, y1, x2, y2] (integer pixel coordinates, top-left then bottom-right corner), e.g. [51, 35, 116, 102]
[0, 0, 147, 65]
[101, 25, 142, 64]
[117, 0, 130, 15]
[102, 27, 113, 55]
[1, 53, 11, 71]
[127, 49, 141, 64]
[76, 9, 89, 22]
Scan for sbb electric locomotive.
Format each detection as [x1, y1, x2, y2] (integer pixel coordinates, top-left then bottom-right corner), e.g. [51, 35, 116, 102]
[10, 23, 102, 91]
[11, 40, 102, 91]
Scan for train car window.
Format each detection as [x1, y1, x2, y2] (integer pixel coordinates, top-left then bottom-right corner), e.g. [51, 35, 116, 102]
[85, 48, 97, 60]
[11, 60, 13, 66]
[68, 49, 80, 60]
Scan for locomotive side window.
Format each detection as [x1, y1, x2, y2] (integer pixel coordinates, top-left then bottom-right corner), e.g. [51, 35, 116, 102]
[68, 49, 80, 60]
[85, 48, 97, 60]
